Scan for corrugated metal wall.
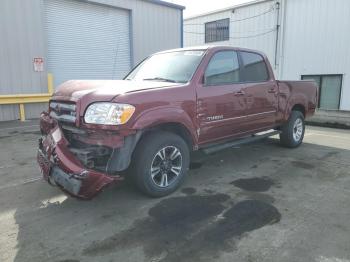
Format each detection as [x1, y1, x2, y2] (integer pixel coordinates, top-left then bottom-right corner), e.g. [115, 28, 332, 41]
[0, 0, 182, 121]
[44, 0, 131, 87]
[184, 0, 277, 72]
[0, 0, 48, 121]
[94, 0, 182, 64]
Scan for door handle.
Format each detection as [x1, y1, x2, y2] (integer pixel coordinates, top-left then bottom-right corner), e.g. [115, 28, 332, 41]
[234, 90, 245, 96]
[268, 88, 277, 93]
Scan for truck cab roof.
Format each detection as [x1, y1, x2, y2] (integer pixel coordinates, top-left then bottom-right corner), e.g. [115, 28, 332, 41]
[155, 45, 268, 57]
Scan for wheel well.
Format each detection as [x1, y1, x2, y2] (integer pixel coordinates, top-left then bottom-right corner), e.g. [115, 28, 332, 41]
[291, 104, 305, 117]
[141, 123, 194, 150]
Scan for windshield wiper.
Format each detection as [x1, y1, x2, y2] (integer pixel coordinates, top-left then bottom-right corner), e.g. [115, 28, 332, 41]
[143, 77, 177, 83]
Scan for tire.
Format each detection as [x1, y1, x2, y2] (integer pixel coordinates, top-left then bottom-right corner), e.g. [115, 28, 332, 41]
[131, 131, 190, 197]
[279, 110, 305, 148]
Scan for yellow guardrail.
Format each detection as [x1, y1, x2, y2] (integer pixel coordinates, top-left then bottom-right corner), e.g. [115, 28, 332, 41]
[0, 73, 54, 121]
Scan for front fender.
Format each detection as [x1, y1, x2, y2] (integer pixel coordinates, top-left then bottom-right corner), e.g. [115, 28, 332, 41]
[131, 107, 198, 144]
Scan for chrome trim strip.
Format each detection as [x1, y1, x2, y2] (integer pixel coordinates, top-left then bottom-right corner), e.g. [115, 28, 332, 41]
[205, 110, 276, 123]
[50, 102, 76, 111]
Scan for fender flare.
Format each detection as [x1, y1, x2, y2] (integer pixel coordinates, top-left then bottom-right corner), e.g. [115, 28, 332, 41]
[283, 93, 308, 121]
[131, 107, 198, 144]
[107, 107, 197, 172]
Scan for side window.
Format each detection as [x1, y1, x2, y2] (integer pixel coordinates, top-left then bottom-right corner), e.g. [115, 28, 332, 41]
[240, 52, 269, 82]
[204, 51, 240, 85]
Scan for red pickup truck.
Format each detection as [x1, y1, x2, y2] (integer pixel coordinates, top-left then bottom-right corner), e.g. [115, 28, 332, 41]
[37, 46, 318, 199]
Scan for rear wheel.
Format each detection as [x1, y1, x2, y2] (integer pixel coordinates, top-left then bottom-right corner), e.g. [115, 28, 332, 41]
[131, 131, 190, 197]
[279, 110, 305, 148]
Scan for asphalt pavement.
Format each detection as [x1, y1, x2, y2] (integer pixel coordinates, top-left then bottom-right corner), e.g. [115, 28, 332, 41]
[0, 121, 349, 262]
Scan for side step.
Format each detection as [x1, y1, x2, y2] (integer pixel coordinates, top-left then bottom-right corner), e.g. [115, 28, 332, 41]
[202, 130, 281, 155]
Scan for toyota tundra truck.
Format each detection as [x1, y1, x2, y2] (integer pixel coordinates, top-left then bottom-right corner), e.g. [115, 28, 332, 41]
[37, 46, 318, 199]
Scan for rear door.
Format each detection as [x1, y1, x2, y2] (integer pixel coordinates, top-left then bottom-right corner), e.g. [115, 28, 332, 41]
[239, 51, 278, 131]
[196, 50, 246, 144]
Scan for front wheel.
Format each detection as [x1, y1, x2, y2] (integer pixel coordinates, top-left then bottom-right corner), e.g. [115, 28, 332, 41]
[279, 110, 305, 148]
[131, 131, 190, 197]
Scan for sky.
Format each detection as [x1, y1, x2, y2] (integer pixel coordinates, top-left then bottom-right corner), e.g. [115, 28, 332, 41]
[167, 0, 253, 18]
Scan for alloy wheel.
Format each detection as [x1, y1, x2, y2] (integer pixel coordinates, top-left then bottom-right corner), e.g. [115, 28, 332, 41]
[150, 146, 182, 188]
[293, 118, 303, 142]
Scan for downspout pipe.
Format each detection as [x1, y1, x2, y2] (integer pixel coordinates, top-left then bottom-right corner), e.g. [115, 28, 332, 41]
[181, 9, 184, 47]
[277, 0, 287, 79]
[274, 1, 280, 69]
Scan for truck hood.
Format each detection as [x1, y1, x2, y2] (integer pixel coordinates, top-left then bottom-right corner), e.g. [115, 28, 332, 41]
[53, 80, 179, 101]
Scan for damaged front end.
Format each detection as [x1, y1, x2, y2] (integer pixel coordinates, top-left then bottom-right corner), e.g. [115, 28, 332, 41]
[37, 105, 140, 199]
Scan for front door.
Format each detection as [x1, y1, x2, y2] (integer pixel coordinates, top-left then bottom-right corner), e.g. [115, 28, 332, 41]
[196, 50, 246, 145]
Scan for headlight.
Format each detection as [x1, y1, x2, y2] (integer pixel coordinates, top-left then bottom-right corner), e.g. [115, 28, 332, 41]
[84, 103, 135, 125]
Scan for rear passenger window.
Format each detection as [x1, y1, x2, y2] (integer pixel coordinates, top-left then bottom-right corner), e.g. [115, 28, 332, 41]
[204, 51, 240, 85]
[240, 52, 269, 82]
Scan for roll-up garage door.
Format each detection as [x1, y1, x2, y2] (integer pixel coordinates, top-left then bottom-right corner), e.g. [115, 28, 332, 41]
[44, 0, 131, 87]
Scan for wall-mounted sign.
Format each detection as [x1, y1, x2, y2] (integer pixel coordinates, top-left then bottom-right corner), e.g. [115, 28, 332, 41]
[33, 57, 44, 72]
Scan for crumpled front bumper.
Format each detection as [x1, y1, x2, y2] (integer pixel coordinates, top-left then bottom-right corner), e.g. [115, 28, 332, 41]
[37, 114, 123, 199]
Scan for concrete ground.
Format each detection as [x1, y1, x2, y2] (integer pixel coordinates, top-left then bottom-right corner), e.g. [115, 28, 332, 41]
[0, 120, 350, 262]
[308, 110, 350, 129]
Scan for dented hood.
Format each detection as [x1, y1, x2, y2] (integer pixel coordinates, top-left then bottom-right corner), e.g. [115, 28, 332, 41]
[53, 80, 179, 101]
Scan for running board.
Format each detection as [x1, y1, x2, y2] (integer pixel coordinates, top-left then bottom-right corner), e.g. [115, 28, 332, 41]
[202, 130, 281, 155]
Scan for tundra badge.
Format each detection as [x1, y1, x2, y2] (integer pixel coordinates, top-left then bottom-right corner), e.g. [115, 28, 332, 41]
[207, 115, 224, 121]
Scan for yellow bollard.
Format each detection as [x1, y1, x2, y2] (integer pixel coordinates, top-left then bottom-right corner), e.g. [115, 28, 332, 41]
[19, 103, 25, 121]
[47, 73, 54, 94]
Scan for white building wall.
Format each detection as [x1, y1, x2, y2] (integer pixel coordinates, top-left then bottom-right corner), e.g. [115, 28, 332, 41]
[280, 0, 350, 110]
[184, 0, 350, 111]
[184, 0, 278, 71]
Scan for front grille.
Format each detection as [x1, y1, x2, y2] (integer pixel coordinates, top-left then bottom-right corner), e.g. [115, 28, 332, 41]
[50, 101, 76, 123]
[48, 103, 112, 172]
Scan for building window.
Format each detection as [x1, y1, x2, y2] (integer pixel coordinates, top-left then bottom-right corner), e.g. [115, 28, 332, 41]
[301, 75, 342, 110]
[240, 51, 269, 82]
[205, 18, 229, 43]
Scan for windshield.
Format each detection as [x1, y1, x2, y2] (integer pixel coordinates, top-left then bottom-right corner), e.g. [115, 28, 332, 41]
[125, 50, 205, 83]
